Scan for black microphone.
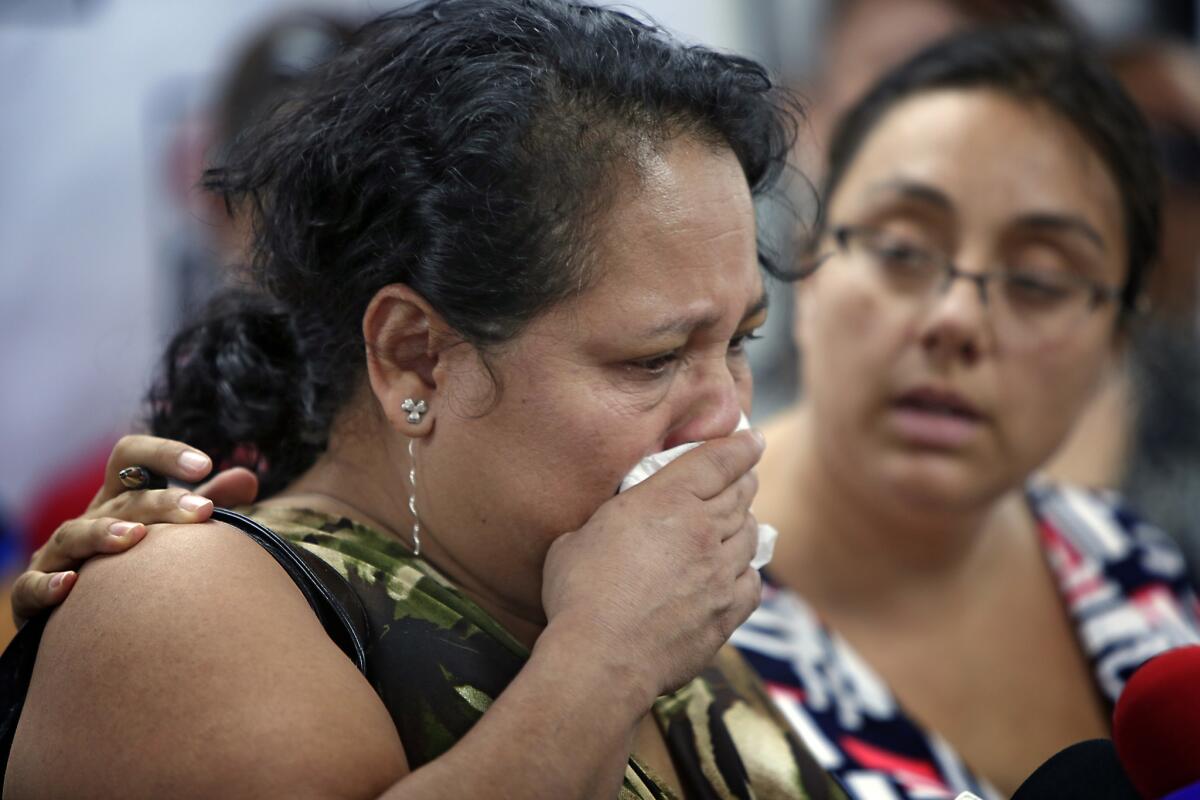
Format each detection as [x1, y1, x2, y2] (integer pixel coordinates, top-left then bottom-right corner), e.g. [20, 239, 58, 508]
[1009, 739, 1140, 799]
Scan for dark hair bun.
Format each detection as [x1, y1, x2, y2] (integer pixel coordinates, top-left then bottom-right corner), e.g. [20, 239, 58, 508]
[148, 290, 331, 496]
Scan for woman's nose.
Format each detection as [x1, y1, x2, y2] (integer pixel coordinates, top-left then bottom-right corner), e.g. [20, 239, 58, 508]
[661, 362, 745, 450]
[918, 271, 992, 364]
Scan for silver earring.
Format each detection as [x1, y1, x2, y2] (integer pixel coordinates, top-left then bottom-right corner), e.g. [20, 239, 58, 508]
[401, 398, 427, 425]
[407, 438, 422, 557]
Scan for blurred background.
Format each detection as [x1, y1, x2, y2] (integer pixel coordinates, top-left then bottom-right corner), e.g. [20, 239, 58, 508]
[2, 0, 1198, 581]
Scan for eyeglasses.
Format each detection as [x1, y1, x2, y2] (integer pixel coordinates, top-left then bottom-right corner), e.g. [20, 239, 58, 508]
[822, 225, 1122, 349]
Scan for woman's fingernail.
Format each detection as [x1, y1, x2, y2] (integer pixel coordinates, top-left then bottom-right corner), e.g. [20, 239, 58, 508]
[109, 521, 139, 538]
[751, 428, 766, 448]
[49, 572, 70, 590]
[178, 494, 212, 512]
[178, 451, 210, 474]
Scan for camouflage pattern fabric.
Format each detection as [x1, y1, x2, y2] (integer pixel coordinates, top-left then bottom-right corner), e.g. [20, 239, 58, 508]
[245, 506, 847, 800]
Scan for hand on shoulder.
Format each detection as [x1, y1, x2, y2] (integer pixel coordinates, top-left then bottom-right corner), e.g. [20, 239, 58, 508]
[5, 519, 406, 799]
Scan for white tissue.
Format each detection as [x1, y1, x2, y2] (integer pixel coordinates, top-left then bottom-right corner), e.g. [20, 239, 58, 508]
[618, 413, 777, 570]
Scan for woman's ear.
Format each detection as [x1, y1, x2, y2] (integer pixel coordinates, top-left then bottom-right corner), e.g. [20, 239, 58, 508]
[363, 284, 452, 435]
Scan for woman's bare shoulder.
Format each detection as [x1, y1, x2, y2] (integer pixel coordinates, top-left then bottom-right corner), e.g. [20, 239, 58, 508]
[5, 520, 407, 799]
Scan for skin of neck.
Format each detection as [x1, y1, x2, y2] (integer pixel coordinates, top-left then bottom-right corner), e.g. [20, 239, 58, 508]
[274, 389, 549, 650]
[766, 403, 1029, 619]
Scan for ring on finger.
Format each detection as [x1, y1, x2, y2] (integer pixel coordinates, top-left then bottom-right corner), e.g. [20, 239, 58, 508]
[118, 465, 168, 491]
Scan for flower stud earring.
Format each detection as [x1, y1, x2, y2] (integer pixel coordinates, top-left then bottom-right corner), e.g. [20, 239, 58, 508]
[401, 398, 427, 425]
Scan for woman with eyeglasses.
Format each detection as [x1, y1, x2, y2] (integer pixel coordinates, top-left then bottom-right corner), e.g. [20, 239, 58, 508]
[10, 25, 1200, 800]
[734, 28, 1200, 797]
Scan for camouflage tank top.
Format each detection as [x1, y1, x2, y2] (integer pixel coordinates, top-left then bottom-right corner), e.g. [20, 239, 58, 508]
[245, 505, 847, 800]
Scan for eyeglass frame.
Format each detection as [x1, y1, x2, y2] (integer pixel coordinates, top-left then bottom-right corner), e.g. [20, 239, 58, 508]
[801, 224, 1126, 342]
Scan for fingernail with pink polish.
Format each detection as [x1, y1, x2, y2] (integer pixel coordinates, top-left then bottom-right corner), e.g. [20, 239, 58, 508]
[49, 572, 69, 590]
[109, 521, 139, 538]
[178, 451, 210, 474]
[178, 494, 211, 512]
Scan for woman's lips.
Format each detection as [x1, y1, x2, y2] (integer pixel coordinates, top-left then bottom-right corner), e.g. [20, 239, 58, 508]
[887, 388, 985, 449]
[889, 405, 983, 448]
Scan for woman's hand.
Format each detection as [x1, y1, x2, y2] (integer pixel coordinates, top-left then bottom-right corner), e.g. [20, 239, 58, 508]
[10, 435, 259, 626]
[541, 428, 765, 704]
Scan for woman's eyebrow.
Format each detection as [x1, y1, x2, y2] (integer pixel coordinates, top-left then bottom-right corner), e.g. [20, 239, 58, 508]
[641, 290, 769, 339]
[1015, 212, 1107, 253]
[864, 179, 954, 212]
[862, 181, 1108, 253]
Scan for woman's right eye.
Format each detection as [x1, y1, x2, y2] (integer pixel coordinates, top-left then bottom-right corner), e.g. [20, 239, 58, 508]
[866, 233, 936, 277]
[626, 350, 682, 378]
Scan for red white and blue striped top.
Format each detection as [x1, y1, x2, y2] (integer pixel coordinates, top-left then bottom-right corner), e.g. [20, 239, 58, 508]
[731, 481, 1200, 800]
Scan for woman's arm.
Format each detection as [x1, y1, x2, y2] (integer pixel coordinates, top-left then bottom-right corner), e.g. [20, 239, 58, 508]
[389, 614, 651, 799]
[5, 521, 648, 799]
[6, 521, 406, 798]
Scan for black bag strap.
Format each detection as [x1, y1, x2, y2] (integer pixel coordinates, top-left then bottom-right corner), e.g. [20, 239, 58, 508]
[0, 508, 370, 791]
[210, 508, 370, 673]
[0, 613, 47, 790]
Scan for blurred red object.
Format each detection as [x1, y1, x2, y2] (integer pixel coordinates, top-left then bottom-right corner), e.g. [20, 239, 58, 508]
[22, 440, 115, 555]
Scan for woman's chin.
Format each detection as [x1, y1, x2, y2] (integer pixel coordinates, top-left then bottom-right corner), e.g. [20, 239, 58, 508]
[874, 449, 1007, 516]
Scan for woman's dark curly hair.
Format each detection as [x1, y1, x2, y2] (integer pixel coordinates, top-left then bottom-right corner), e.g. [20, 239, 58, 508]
[150, 0, 800, 497]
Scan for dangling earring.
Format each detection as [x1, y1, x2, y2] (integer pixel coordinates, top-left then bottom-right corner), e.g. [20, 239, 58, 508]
[401, 398, 427, 425]
[407, 437, 422, 556]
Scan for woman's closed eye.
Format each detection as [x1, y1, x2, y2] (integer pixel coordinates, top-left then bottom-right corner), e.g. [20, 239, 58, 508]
[627, 349, 683, 378]
[728, 330, 762, 357]
[868, 231, 939, 272]
[626, 328, 762, 378]
[1001, 270, 1078, 309]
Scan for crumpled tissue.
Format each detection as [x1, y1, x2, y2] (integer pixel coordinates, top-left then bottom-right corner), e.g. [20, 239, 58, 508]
[618, 413, 777, 570]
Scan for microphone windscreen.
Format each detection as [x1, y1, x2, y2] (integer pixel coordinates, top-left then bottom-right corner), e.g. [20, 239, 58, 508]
[1163, 781, 1200, 800]
[1010, 739, 1140, 799]
[1113, 645, 1200, 799]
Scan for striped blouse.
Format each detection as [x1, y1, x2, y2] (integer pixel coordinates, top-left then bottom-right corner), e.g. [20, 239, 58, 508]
[731, 481, 1200, 799]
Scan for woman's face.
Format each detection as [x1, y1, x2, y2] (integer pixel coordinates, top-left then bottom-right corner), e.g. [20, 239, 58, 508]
[421, 137, 764, 611]
[798, 89, 1127, 512]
